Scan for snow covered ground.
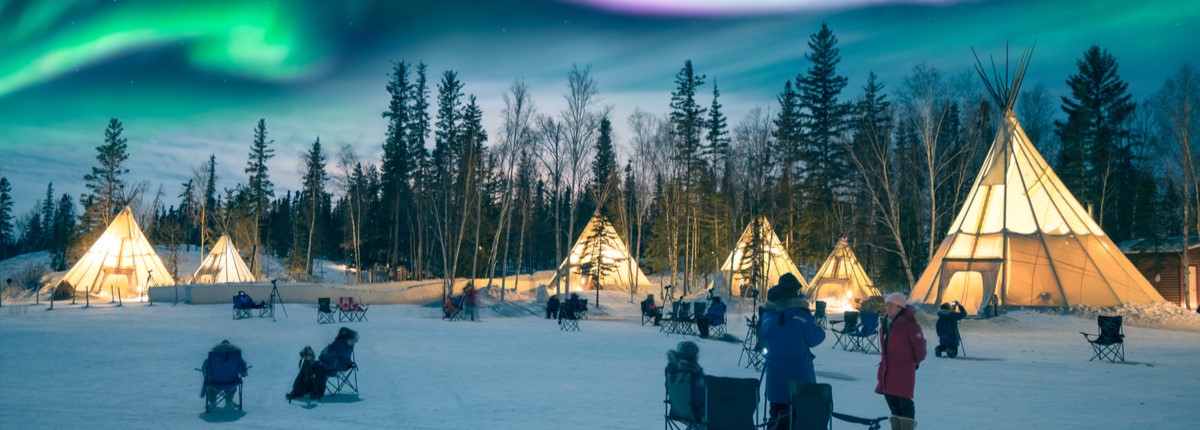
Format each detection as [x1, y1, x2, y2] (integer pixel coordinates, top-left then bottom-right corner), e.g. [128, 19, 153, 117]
[2, 289, 1198, 430]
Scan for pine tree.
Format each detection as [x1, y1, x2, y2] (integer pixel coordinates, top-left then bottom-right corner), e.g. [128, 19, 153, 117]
[299, 137, 329, 275]
[0, 176, 13, 259]
[669, 60, 708, 183]
[1054, 45, 1135, 228]
[590, 116, 619, 217]
[83, 118, 130, 228]
[40, 183, 55, 249]
[50, 194, 75, 270]
[796, 22, 851, 258]
[381, 60, 412, 268]
[245, 118, 275, 273]
[705, 79, 731, 188]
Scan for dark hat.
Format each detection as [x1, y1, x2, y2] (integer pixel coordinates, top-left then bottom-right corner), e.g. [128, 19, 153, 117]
[777, 273, 803, 292]
[337, 327, 359, 342]
[675, 341, 699, 361]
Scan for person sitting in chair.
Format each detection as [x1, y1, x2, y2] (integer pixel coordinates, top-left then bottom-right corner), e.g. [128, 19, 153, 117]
[665, 341, 706, 422]
[311, 327, 358, 401]
[562, 293, 582, 320]
[200, 340, 248, 408]
[234, 291, 266, 309]
[935, 301, 967, 358]
[696, 296, 726, 338]
[641, 293, 662, 326]
[546, 294, 561, 319]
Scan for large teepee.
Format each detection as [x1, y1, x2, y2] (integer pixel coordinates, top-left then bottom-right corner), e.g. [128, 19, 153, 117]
[711, 216, 807, 299]
[60, 206, 175, 297]
[807, 238, 882, 309]
[550, 215, 654, 291]
[910, 49, 1164, 314]
[191, 234, 255, 284]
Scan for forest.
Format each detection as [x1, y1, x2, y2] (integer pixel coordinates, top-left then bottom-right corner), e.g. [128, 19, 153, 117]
[1, 24, 1197, 299]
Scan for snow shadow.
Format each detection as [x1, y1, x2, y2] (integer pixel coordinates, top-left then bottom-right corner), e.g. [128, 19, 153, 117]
[198, 409, 246, 423]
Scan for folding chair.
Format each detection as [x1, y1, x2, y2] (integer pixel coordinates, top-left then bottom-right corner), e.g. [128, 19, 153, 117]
[667, 303, 695, 336]
[317, 298, 336, 324]
[559, 304, 581, 331]
[1081, 315, 1125, 362]
[232, 292, 254, 320]
[813, 301, 828, 329]
[660, 302, 682, 333]
[325, 353, 359, 397]
[787, 382, 887, 430]
[642, 301, 662, 326]
[338, 297, 369, 322]
[704, 376, 760, 430]
[830, 311, 860, 351]
[577, 299, 589, 319]
[442, 297, 464, 321]
[849, 312, 880, 354]
[664, 370, 703, 430]
[199, 350, 246, 412]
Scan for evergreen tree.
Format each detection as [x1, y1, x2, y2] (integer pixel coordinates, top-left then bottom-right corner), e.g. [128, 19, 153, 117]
[0, 176, 13, 258]
[381, 60, 412, 267]
[669, 60, 708, 183]
[200, 154, 218, 253]
[1054, 45, 1135, 228]
[590, 116, 619, 217]
[245, 118, 275, 273]
[299, 137, 329, 274]
[705, 79, 731, 187]
[50, 194, 75, 270]
[40, 183, 55, 249]
[796, 22, 851, 258]
[178, 179, 197, 247]
[83, 118, 130, 227]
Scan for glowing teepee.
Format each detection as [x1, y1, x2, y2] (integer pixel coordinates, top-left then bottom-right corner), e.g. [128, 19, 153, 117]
[910, 49, 1164, 314]
[806, 238, 882, 309]
[550, 215, 654, 291]
[711, 216, 807, 299]
[191, 234, 255, 284]
[60, 206, 175, 297]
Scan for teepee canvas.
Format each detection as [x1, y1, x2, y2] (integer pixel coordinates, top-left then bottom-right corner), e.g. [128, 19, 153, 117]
[60, 206, 175, 297]
[911, 51, 1164, 314]
[807, 239, 882, 309]
[191, 234, 255, 284]
[550, 215, 654, 291]
[711, 216, 808, 299]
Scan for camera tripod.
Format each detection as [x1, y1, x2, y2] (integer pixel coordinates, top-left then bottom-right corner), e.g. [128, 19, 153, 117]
[267, 279, 288, 320]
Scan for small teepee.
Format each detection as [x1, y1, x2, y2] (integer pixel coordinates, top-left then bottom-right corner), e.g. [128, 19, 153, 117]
[550, 215, 654, 292]
[711, 216, 808, 299]
[806, 238, 882, 309]
[60, 206, 175, 297]
[910, 48, 1164, 314]
[191, 234, 255, 284]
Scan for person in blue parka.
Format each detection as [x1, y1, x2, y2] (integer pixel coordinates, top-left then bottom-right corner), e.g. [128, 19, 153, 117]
[935, 301, 967, 358]
[762, 273, 826, 429]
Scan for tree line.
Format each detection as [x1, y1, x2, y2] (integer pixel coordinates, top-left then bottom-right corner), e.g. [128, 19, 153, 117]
[1, 24, 1197, 299]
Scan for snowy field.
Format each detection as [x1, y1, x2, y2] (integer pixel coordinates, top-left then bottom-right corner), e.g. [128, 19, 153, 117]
[2, 290, 1198, 430]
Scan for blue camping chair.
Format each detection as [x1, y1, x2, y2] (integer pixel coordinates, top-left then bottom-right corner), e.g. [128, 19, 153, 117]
[199, 350, 248, 412]
[849, 312, 880, 353]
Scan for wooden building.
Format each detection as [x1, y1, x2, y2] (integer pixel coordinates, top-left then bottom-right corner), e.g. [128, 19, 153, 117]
[1119, 236, 1199, 310]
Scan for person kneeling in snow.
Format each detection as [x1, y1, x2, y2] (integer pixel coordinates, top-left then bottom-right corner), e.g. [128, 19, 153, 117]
[935, 301, 967, 358]
[286, 346, 317, 402]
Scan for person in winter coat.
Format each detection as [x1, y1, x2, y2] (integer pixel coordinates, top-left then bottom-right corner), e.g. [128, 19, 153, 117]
[641, 294, 662, 326]
[762, 273, 826, 430]
[463, 283, 479, 321]
[696, 296, 727, 338]
[665, 341, 706, 423]
[934, 302, 967, 358]
[200, 340, 248, 407]
[876, 293, 926, 430]
[286, 346, 317, 402]
[546, 294, 561, 319]
[308, 327, 358, 401]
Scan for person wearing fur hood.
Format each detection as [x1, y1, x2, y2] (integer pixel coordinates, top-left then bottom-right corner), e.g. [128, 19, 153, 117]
[200, 340, 248, 405]
[665, 341, 706, 422]
[762, 272, 826, 429]
[876, 293, 927, 430]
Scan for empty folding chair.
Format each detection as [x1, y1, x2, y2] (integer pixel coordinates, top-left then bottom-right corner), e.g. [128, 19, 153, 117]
[830, 311, 860, 351]
[787, 381, 887, 430]
[849, 312, 881, 353]
[738, 316, 765, 372]
[1081, 315, 1125, 362]
[704, 376, 760, 430]
[317, 298, 336, 324]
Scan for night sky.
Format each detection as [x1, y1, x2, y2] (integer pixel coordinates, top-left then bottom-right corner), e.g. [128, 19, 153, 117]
[1, 0, 1197, 214]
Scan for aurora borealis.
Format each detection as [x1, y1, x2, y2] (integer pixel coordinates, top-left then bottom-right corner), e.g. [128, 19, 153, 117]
[1, 0, 1197, 212]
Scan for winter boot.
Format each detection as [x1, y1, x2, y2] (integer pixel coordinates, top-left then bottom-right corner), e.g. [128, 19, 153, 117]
[889, 416, 902, 430]
[934, 345, 944, 357]
[899, 417, 918, 430]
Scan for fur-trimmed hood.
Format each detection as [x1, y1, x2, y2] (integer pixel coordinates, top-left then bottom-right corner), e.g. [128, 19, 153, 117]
[210, 340, 240, 353]
[763, 296, 810, 312]
[667, 351, 702, 374]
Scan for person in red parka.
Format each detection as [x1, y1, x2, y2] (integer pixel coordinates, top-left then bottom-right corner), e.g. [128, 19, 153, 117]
[876, 293, 926, 430]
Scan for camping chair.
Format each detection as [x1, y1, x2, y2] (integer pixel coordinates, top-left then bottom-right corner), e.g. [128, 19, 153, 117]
[199, 350, 246, 412]
[667, 302, 696, 336]
[785, 382, 887, 430]
[338, 297, 369, 322]
[849, 312, 880, 354]
[704, 376, 760, 430]
[707, 304, 728, 338]
[642, 301, 662, 326]
[325, 352, 359, 397]
[813, 301, 828, 329]
[664, 370, 703, 430]
[830, 311, 860, 351]
[559, 302, 581, 331]
[660, 301, 682, 333]
[232, 292, 256, 320]
[738, 316, 765, 372]
[577, 299, 589, 319]
[1081, 315, 1125, 362]
[443, 297, 464, 321]
[317, 298, 336, 324]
